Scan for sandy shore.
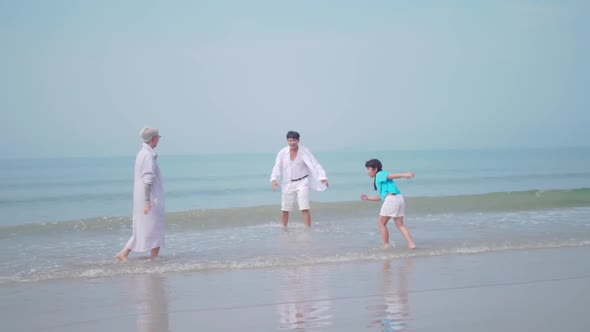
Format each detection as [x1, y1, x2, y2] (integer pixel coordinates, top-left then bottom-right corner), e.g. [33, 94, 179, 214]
[2, 246, 589, 332]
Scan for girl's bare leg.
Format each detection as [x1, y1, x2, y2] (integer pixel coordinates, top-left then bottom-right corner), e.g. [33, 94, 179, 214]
[379, 215, 391, 248]
[394, 216, 416, 249]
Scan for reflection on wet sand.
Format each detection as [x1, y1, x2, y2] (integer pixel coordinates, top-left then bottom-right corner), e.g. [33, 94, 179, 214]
[273, 229, 334, 330]
[367, 259, 413, 331]
[276, 264, 333, 331]
[133, 274, 170, 332]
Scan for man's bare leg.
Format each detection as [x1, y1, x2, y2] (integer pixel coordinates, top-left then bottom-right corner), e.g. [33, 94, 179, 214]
[115, 248, 131, 262]
[281, 211, 289, 228]
[302, 209, 311, 228]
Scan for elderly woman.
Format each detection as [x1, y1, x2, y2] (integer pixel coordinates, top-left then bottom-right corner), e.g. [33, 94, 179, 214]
[116, 126, 165, 262]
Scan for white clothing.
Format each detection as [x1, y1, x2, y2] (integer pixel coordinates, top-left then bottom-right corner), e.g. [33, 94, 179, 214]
[125, 143, 165, 252]
[289, 155, 308, 180]
[379, 194, 405, 217]
[281, 177, 310, 211]
[270, 145, 328, 192]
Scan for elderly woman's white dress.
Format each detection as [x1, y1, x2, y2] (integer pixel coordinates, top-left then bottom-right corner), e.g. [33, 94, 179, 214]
[125, 143, 165, 252]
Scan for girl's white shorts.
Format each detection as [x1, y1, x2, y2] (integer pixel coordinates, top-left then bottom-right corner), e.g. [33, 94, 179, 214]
[379, 194, 405, 217]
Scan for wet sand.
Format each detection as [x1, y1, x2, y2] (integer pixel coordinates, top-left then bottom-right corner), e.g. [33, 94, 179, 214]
[1, 246, 589, 332]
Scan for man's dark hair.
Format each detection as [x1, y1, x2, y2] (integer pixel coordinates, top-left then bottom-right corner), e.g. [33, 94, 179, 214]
[365, 159, 383, 190]
[286, 131, 300, 140]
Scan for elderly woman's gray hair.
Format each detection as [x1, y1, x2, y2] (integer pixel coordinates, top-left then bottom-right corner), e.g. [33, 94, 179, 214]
[139, 126, 160, 142]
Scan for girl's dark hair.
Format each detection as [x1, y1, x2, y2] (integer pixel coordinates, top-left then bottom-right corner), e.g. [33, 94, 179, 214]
[365, 159, 383, 190]
[286, 131, 300, 140]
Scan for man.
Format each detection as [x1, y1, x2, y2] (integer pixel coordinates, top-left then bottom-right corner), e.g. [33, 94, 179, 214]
[270, 131, 329, 228]
[116, 126, 165, 261]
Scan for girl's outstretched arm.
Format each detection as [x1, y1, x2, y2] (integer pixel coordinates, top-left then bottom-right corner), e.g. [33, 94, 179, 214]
[387, 172, 415, 180]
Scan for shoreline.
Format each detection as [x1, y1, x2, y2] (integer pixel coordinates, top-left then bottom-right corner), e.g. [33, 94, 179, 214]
[2, 246, 589, 331]
[2, 243, 590, 285]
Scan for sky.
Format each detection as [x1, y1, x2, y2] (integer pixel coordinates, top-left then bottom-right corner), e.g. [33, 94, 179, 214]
[1, 0, 588, 158]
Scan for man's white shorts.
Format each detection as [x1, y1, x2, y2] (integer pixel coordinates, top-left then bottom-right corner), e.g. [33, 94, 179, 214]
[379, 194, 405, 217]
[281, 178, 310, 211]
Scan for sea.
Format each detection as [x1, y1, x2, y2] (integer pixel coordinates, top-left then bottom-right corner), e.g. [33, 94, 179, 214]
[1, 147, 589, 283]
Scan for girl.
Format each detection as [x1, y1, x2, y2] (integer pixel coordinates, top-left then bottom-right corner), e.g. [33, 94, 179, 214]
[360, 159, 416, 249]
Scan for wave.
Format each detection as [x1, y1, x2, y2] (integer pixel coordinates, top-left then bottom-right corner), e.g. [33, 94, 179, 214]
[0, 192, 130, 205]
[3, 239, 589, 283]
[0, 186, 268, 206]
[1, 188, 589, 235]
[407, 187, 590, 213]
[0, 172, 273, 189]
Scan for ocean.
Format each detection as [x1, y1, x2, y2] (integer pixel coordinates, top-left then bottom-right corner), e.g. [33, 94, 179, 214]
[1, 147, 589, 283]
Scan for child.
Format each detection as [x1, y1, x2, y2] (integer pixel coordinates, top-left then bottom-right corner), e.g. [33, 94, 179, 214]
[360, 159, 416, 249]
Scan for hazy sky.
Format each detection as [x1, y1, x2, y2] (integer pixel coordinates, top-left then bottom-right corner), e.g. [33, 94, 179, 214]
[1, 0, 588, 158]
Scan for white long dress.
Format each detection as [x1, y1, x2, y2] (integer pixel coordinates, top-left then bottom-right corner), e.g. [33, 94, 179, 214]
[125, 143, 165, 252]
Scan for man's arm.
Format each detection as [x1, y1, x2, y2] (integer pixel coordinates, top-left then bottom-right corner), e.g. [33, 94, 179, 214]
[307, 150, 327, 179]
[270, 151, 282, 191]
[387, 172, 415, 180]
[305, 148, 329, 186]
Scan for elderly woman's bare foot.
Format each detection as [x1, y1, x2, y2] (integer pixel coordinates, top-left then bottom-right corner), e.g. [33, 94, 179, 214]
[115, 252, 128, 262]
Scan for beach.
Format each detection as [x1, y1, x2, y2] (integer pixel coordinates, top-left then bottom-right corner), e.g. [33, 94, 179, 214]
[1, 148, 589, 331]
[2, 246, 589, 332]
[3, 0, 589, 329]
